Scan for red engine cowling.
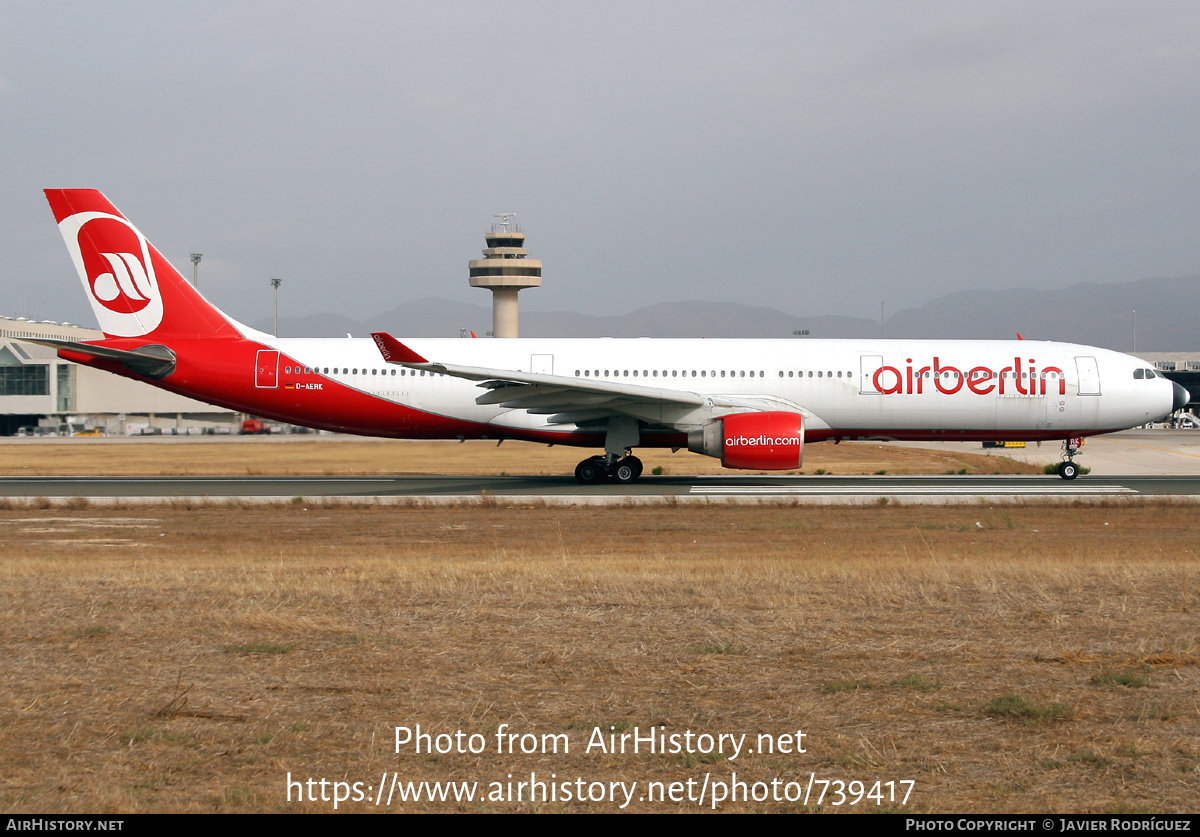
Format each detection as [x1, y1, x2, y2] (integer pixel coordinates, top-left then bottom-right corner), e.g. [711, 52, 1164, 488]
[687, 411, 804, 470]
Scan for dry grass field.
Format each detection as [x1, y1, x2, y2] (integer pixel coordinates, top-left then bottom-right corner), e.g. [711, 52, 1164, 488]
[0, 436, 1043, 477]
[1, 500, 1197, 813]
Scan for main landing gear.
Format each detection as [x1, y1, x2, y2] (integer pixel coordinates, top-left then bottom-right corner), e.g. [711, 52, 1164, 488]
[574, 453, 644, 484]
[577, 417, 644, 484]
[1056, 438, 1083, 480]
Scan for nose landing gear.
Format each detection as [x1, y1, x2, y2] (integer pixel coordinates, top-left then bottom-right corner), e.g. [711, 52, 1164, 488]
[1057, 437, 1083, 480]
[1058, 460, 1079, 480]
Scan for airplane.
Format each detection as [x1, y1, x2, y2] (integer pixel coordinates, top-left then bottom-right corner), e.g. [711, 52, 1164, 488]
[28, 189, 1189, 482]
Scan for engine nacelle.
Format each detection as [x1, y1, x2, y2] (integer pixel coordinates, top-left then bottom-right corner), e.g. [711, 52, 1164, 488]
[687, 411, 804, 470]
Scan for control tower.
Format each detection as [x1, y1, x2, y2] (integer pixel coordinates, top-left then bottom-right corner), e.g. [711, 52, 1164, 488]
[468, 213, 541, 338]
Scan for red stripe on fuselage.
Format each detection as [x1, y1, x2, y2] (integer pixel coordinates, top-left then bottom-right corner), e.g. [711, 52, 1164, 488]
[59, 337, 642, 446]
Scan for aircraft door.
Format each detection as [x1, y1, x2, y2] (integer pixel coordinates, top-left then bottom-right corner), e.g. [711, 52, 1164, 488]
[255, 349, 279, 388]
[860, 355, 884, 394]
[1075, 356, 1101, 395]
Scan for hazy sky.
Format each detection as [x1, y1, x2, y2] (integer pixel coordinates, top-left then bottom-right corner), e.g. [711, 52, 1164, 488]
[2, 2, 1199, 329]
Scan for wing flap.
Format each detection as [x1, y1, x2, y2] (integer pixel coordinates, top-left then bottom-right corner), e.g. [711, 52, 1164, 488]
[371, 331, 706, 409]
[367, 331, 831, 434]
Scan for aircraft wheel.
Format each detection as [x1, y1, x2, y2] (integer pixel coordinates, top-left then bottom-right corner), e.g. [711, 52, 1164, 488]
[625, 456, 644, 479]
[1058, 461, 1079, 480]
[613, 460, 637, 484]
[575, 457, 606, 484]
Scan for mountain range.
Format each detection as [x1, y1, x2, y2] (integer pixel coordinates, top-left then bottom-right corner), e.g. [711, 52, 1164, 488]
[254, 274, 1200, 352]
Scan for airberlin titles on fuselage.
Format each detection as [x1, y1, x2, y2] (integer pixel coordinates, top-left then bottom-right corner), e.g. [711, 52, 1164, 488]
[872, 357, 1067, 397]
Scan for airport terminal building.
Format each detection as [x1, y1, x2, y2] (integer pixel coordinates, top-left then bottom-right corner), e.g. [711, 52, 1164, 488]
[0, 318, 237, 436]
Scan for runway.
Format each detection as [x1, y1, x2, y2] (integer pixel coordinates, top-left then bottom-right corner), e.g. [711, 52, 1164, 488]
[1, 473, 1199, 501]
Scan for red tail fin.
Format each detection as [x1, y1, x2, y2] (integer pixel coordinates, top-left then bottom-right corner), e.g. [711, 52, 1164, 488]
[45, 189, 240, 339]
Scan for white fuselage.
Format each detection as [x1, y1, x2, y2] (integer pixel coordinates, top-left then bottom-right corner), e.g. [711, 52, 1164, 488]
[265, 336, 1174, 442]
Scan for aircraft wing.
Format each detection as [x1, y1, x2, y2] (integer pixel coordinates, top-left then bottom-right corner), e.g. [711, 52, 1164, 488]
[370, 332, 829, 431]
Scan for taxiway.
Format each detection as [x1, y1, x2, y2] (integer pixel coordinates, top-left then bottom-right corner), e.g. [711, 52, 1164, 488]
[0, 473, 1198, 502]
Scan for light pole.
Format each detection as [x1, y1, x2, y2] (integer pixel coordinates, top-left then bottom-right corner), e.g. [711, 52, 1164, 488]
[271, 277, 282, 336]
[190, 253, 202, 288]
[1132, 310, 1137, 353]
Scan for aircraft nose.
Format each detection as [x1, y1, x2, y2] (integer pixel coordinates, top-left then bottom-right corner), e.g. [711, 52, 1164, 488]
[1174, 381, 1191, 412]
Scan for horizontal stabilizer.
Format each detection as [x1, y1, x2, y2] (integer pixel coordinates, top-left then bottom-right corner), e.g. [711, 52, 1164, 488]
[21, 337, 177, 379]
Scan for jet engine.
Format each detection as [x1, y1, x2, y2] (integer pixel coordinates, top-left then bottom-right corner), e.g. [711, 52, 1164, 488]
[687, 411, 804, 470]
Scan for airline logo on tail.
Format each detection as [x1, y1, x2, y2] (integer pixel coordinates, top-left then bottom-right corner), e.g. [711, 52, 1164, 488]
[56, 210, 163, 336]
